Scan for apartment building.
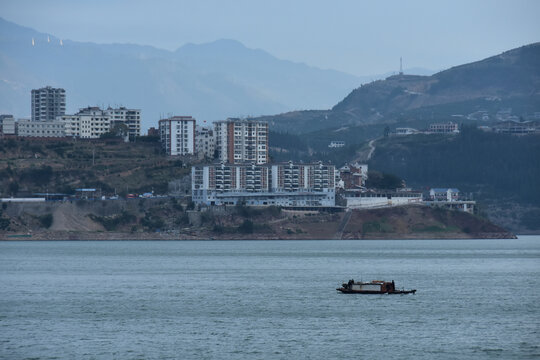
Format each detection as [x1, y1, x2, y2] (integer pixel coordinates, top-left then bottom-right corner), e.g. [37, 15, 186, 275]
[271, 161, 335, 192]
[59, 107, 110, 138]
[195, 126, 215, 159]
[17, 119, 65, 137]
[104, 107, 141, 138]
[338, 162, 368, 189]
[0, 115, 14, 135]
[31, 86, 66, 122]
[192, 161, 336, 207]
[1, 116, 17, 135]
[159, 116, 196, 156]
[214, 118, 268, 164]
[58, 106, 140, 139]
[429, 121, 459, 134]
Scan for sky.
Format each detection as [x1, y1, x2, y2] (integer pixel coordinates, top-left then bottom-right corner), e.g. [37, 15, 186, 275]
[1, 0, 539, 76]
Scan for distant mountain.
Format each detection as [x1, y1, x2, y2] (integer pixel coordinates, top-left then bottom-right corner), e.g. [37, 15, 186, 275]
[0, 17, 365, 129]
[264, 43, 540, 133]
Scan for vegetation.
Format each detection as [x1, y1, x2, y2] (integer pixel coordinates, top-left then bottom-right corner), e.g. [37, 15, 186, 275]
[88, 211, 136, 231]
[38, 213, 53, 228]
[0, 209, 10, 230]
[369, 127, 540, 205]
[0, 138, 192, 198]
[365, 171, 403, 190]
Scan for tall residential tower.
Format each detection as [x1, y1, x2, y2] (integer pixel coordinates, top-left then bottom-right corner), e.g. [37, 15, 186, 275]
[214, 118, 268, 164]
[31, 86, 66, 122]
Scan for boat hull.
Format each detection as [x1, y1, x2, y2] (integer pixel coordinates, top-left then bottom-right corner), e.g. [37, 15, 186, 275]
[336, 288, 416, 294]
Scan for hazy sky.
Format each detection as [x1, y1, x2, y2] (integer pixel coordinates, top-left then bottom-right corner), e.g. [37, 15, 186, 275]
[1, 0, 539, 76]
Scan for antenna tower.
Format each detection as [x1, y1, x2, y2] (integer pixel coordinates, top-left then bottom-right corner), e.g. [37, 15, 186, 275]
[399, 57, 403, 75]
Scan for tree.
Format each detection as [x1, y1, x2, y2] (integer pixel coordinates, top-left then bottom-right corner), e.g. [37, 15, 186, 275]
[8, 181, 19, 196]
[100, 123, 129, 139]
[366, 170, 403, 190]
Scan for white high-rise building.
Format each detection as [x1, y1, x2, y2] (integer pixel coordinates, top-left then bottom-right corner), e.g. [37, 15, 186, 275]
[214, 118, 268, 164]
[159, 116, 196, 156]
[31, 86, 66, 122]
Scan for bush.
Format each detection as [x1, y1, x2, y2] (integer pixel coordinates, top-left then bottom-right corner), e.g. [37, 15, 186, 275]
[39, 214, 53, 228]
[521, 209, 540, 230]
[20, 166, 53, 185]
[0, 217, 9, 230]
[365, 170, 403, 189]
[89, 211, 136, 231]
[175, 213, 190, 226]
[238, 219, 254, 234]
[141, 213, 165, 231]
[212, 224, 225, 234]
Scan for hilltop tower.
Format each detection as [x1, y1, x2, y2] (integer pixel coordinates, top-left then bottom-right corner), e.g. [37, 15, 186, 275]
[399, 57, 403, 76]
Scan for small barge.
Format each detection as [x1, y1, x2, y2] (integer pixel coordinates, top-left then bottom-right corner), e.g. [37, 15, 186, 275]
[337, 280, 416, 294]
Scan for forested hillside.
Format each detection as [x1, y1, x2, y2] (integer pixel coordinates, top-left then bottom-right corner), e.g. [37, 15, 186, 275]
[368, 128, 540, 232]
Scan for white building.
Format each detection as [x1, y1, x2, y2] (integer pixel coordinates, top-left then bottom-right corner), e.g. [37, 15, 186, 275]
[192, 161, 336, 207]
[429, 188, 460, 202]
[329, 141, 345, 148]
[344, 190, 423, 209]
[17, 119, 65, 137]
[214, 118, 268, 164]
[394, 127, 419, 135]
[58, 106, 140, 139]
[159, 116, 196, 156]
[59, 107, 110, 139]
[1, 116, 17, 135]
[104, 107, 141, 138]
[338, 163, 368, 189]
[195, 126, 215, 159]
[429, 122, 459, 134]
[31, 86, 66, 122]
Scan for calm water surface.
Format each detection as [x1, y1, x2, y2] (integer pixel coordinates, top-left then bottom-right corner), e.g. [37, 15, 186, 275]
[1, 237, 539, 359]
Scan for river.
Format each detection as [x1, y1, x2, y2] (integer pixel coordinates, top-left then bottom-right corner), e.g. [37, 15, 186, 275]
[1, 237, 539, 359]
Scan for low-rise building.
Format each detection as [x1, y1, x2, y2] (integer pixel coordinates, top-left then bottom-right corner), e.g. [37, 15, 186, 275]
[159, 116, 196, 156]
[0, 115, 15, 135]
[429, 188, 460, 202]
[58, 106, 140, 139]
[429, 122, 459, 134]
[59, 107, 110, 138]
[104, 107, 141, 138]
[338, 163, 368, 189]
[394, 127, 419, 136]
[17, 119, 65, 137]
[329, 141, 345, 148]
[343, 189, 423, 209]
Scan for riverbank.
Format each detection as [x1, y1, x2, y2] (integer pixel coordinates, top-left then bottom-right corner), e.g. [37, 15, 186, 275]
[0, 199, 516, 240]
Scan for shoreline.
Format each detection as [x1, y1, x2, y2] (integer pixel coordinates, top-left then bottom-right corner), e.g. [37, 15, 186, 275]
[1, 231, 518, 241]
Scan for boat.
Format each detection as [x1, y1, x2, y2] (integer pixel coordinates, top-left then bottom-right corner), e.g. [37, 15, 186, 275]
[337, 279, 416, 294]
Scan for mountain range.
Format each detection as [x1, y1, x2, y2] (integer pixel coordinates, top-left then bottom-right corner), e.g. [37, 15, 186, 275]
[263, 42, 540, 133]
[0, 17, 428, 129]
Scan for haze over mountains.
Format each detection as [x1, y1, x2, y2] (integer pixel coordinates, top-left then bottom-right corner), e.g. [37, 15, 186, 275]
[0, 17, 432, 130]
